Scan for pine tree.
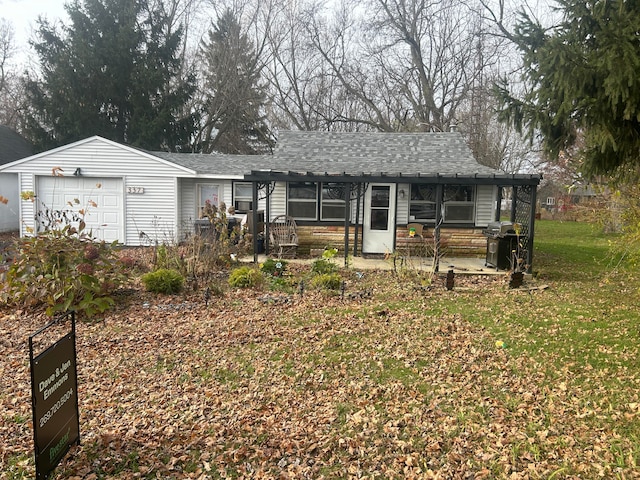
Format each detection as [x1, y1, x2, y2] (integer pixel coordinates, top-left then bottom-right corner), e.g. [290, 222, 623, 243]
[197, 8, 273, 154]
[496, 0, 640, 177]
[22, 0, 196, 152]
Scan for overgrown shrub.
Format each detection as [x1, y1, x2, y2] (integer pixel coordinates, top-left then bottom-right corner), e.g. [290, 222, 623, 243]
[311, 247, 339, 274]
[311, 273, 342, 290]
[148, 203, 251, 288]
[311, 258, 338, 275]
[1, 226, 127, 317]
[155, 244, 185, 271]
[228, 266, 263, 288]
[141, 269, 184, 294]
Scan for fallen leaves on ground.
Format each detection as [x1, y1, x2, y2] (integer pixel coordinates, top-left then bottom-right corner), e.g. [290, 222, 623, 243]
[1, 271, 639, 479]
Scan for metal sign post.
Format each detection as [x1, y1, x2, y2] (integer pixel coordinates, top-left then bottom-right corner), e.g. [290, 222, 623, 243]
[29, 312, 80, 480]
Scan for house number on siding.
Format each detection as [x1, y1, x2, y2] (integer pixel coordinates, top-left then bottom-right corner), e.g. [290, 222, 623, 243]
[127, 187, 144, 194]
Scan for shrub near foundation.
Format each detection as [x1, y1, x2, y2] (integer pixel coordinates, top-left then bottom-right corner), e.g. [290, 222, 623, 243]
[311, 272, 342, 290]
[141, 269, 184, 294]
[228, 266, 263, 289]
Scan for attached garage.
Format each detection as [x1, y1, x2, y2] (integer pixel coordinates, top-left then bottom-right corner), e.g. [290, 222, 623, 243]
[37, 176, 124, 242]
[0, 137, 196, 246]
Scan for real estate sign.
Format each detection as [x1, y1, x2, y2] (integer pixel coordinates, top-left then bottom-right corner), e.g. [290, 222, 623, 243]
[29, 312, 80, 480]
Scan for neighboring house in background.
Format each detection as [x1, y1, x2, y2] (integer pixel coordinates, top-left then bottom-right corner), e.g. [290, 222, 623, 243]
[538, 180, 601, 214]
[0, 126, 33, 232]
[0, 131, 541, 267]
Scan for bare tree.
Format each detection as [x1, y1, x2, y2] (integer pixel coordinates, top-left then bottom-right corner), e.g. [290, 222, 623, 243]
[0, 19, 13, 94]
[262, 0, 333, 130]
[257, 0, 364, 131]
[132, 0, 545, 166]
[0, 18, 23, 128]
[260, 0, 511, 135]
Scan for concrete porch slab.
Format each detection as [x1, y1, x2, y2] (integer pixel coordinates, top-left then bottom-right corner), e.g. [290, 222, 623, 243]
[244, 255, 509, 275]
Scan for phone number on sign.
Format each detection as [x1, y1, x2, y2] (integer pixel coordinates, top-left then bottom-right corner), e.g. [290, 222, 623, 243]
[39, 388, 74, 428]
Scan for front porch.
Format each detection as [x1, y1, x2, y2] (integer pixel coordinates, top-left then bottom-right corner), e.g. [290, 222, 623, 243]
[248, 254, 506, 275]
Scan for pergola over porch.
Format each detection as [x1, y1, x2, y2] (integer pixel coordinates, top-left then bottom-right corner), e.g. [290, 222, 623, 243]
[245, 170, 542, 273]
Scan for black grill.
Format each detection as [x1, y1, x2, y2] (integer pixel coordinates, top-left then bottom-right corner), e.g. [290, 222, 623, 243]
[483, 222, 519, 270]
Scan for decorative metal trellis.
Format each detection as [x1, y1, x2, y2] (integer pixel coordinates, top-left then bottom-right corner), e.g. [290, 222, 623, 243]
[256, 181, 275, 200]
[513, 184, 535, 270]
[322, 182, 368, 202]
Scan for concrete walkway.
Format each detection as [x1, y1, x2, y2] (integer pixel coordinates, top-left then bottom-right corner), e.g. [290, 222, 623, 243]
[246, 255, 506, 275]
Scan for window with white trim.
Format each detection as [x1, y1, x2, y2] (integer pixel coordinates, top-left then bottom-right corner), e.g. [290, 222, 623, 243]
[197, 184, 220, 217]
[288, 182, 318, 220]
[443, 185, 475, 222]
[409, 184, 475, 223]
[233, 182, 253, 213]
[321, 183, 347, 220]
[409, 184, 437, 221]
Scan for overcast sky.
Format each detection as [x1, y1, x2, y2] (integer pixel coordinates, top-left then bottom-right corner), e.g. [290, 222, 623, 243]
[1, 0, 68, 66]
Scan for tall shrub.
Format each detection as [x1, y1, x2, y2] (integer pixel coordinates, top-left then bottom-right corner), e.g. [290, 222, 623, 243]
[1, 225, 127, 317]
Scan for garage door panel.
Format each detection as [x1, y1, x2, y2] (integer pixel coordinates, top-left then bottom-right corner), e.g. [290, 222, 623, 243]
[102, 195, 119, 208]
[38, 176, 123, 243]
[103, 212, 119, 223]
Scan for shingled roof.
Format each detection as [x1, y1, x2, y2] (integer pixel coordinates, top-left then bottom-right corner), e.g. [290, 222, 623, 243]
[0, 126, 33, 164]
[152, 130, 510, 178]
[150, 151, 267, 177]
[269, 130, 501, 176]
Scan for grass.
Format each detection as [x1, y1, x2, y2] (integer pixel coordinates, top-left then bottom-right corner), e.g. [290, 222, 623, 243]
[2, 220, 640, 478]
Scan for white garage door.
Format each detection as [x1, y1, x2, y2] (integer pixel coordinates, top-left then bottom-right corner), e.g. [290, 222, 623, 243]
[37, 176, 124, 242]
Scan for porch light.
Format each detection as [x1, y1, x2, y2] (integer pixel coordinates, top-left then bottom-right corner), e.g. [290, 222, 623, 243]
[73, 168, 82, 176]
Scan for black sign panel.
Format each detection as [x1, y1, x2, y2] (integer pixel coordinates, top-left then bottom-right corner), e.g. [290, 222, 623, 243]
[30, 313, 80, 480]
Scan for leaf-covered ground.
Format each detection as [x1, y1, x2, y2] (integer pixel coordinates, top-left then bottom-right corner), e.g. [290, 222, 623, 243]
[2, 221, 640, 479]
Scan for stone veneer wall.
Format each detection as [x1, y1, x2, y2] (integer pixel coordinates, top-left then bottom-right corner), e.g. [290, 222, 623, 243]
[286, 225, 487, 257]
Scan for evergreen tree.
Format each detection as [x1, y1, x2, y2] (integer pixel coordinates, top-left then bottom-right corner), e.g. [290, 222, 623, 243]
[495, 0, 640, 177]
[198, 8, 273, 154]
[22, 0, 197, 152]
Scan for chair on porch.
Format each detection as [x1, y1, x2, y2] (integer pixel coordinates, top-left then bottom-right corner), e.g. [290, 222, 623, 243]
[269, 215, 298, 258]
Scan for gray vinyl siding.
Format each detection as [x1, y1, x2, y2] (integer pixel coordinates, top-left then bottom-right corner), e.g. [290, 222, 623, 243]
[475, 184, 496, 226]
[2, 139, 191, 177]
[396, 183, 410, 225]
[270, 182, 287, 219]
[124, 176, 178, 246]
[7, 138, 190, 245]
[18, 173, 35, 237]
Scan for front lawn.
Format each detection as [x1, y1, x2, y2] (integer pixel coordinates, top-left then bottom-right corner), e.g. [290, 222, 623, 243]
[1, 220, 639, 478]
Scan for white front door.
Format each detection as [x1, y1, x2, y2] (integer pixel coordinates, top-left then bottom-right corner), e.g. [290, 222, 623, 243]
[363, 183, 396, 254]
